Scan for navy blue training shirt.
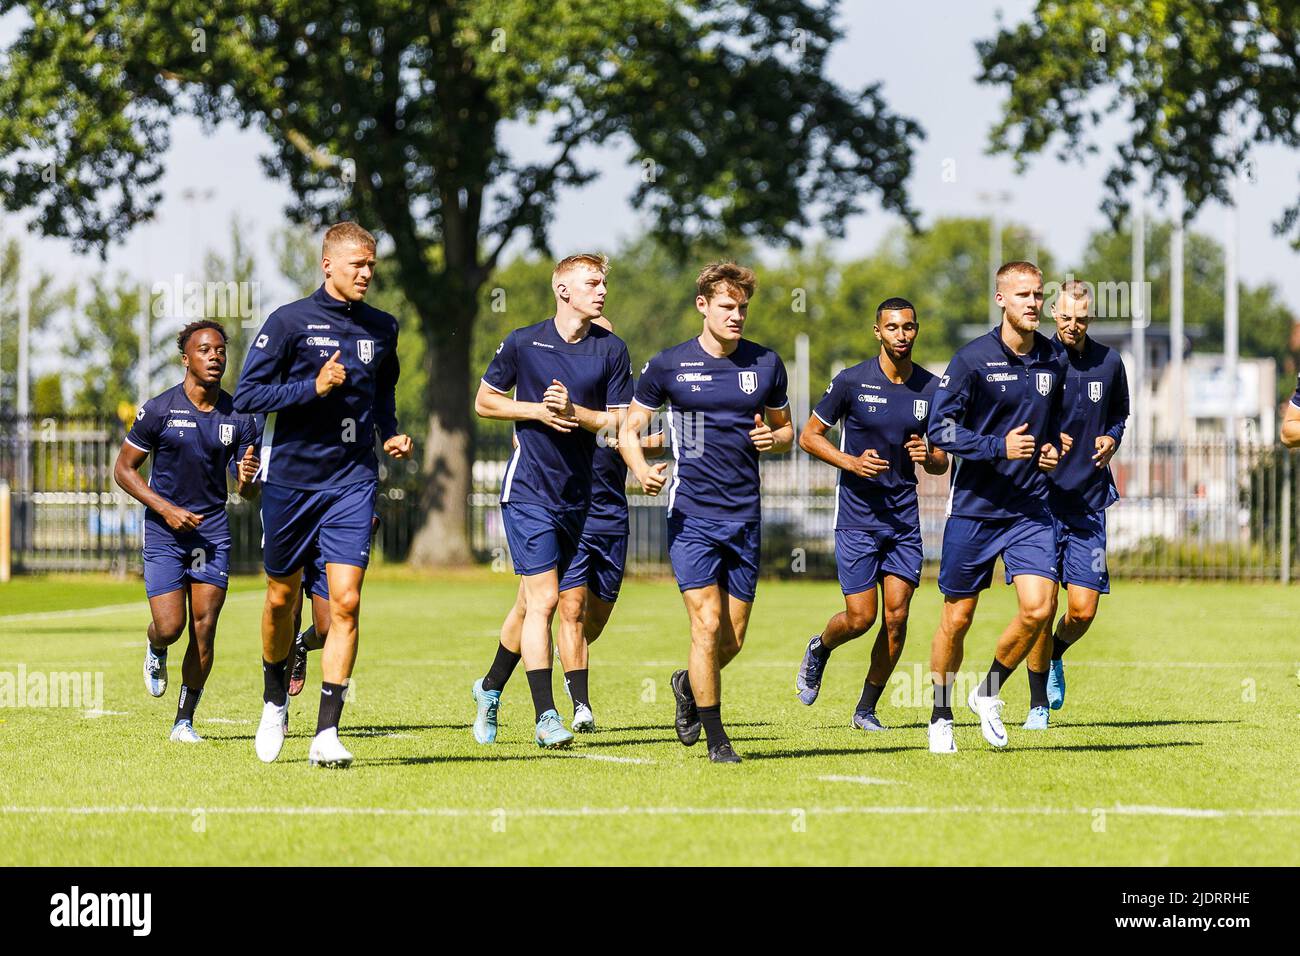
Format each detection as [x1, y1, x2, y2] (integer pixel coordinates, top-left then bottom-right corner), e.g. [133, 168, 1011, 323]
[1291, 373, 1300, 408]
[633, 337, 789, 521]
[928, 327, 1068, 520]
[233, 285, 400, 490]
[483, 318, 633, 512]
[813, 358, 939, 530]
[1048, 335, 1130, 514]
[126, 383, 261, 541]
[584, 441, 631, 535]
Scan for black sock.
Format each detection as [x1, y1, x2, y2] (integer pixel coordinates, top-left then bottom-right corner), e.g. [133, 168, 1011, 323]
[564, 669, 590, 711]
[262, 655, 289, 706]
[482, 644, 523, 693]
[931, 682, 953, 722]
[977, 658, 1015, 698]
[526, 668, 556, 721]
[857, 679, 885, 714]
[316, 681, 347, 735]
[1051, 633, 1071, 660]
[175, 684, 202, 724]
[300, 624, 325, 652]
[1027, 667, 1049, 709]
[698, 703, 729, 749]
[809, 635, 831, 661]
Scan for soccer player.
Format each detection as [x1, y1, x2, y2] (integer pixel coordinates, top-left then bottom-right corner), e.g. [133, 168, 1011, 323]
[470, 254, 633, 749]
[925, 260, 1068, 754]
[620, 262, 793, 764]
[113, 320, 260, 742]
[234, 222, 413, 768]
[1023, 280, 1130, 726]
[1282, 374, 1300, 448]
[470, 318, 661, 737]
[794, 297, 948, 729]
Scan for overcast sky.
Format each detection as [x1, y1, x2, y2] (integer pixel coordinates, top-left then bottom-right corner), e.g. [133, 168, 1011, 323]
[3, 0, 1296, 375]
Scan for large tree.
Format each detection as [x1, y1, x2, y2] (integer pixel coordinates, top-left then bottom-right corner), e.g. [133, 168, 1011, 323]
[0, 1, 921, 563]
[976, 2, 1300, 241]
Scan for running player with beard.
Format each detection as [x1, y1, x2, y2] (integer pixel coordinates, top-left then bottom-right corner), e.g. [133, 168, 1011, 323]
[114, 320, 261, 742]
[793, 298, 947, 730]
[1022, 280, 1129, 727]
[235, 222, 413, 768]
[620, 262, 793, 764]
[470, 254, 633, 749]
[925, 261, 1067, 754]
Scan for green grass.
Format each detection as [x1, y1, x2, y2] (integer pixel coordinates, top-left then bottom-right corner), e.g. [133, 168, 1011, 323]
[0, 570, 1297, 866]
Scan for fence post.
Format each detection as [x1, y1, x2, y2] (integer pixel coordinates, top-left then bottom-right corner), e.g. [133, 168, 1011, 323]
[0, 479, 10, 582]
[1282, 449, 1292, 586]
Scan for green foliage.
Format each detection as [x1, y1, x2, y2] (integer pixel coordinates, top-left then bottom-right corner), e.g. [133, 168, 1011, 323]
[977, 2, 1300, 244]
[0, 237, 77, 410]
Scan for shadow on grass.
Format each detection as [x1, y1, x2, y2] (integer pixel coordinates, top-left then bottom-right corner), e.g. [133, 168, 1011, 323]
[1057, 719, 1239, 729]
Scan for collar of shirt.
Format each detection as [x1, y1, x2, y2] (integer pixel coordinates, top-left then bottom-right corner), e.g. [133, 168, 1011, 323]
[986, 326, 1051, 366]
[312, 284, 359, 316]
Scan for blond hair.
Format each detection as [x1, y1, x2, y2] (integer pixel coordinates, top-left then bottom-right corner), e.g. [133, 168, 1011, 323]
[323, 221, 377, 257]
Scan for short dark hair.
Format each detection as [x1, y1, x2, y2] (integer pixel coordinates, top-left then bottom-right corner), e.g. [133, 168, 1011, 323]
[875, 297, 917, 322]
[696, 261, 757, 301]
[177, 320, 227, 353]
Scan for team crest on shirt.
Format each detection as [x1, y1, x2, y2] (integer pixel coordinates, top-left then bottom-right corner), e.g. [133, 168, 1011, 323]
[1088, 380, 1103, 403]
[1036, 372, 1053, 396]
[219, 423, 235, 446]
[738, 370, 758, 394]
[357, 339, 374, 364]
[913, 400, 928, 420]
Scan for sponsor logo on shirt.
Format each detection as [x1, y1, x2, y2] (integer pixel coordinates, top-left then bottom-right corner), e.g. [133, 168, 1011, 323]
[856, 394, 888, 404]
[307, 323, 332, 330]
[531, 340, 555, 349]
[219, 423, 234, 445]
[255, 334, 269, 348]
[166, 419, 198, 429]
[496, 342, 504, 354]
[357, 339, 374, 364]
[939, 375, 950, 388]
[1088, 380, 1104, 403]
[679, 361, 705, 367]
[676, 372, 713, 383]
[986, 372, 1018, 383]
[306, 336, 340, 347]
[738, 370, 758, 394]
[1036, 372, 1054, 396]
[913, 400, 928, 420]
[985, 361, 1008, 367]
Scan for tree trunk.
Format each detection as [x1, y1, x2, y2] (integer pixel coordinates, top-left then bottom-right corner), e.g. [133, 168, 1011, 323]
[407, 296, 476, 566]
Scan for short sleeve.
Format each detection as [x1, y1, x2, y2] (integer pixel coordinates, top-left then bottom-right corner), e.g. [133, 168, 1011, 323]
[606, 342, 634, 408]
[125, 400, 163, 453]
[765, 354, 790, 410]
[812, 373, 847, 427]
[632, 353, 667, 410]
[482, 332, 518, 393]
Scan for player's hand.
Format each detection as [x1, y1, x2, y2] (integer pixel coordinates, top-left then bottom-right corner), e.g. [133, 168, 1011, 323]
[1060, 432, 1074, 456]
[636, 461, 669, 496]
[852, 448, 889, 478]
[749, 414, 775, 452]
[237, 444, 260, 482]
[543, 379, 575, 419]
[384, 434, 414, 460]
[1037, 443, 1060, 472]
[535, 402, 579, 433]
[904, 433, 928, 464]
[1093, 435, 1118, 468]
[315, 350, 346, 396]
[1005, 422, 1036, 460]
[162, 503, 204, 532]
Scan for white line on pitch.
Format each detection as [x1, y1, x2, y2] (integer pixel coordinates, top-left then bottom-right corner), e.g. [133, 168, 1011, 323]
[82, 709, 128, 718]
[2, 804, 1298, 820]
[0, 591, 261, 626]
[817, 774, 903, 786]
[566, 754, 656, 765]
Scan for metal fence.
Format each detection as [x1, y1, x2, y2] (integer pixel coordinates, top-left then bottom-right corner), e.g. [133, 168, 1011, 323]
[2, 415, 1297, 583]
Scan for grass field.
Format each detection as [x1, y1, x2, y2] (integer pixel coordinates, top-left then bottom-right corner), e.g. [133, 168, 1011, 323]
[0, 569, 1297, 866]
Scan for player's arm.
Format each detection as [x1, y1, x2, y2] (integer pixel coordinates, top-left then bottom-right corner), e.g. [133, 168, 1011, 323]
[475, 380, 578, 433]
[1037, 362, 1066, 473]
[927, 359, 1006, 460]
[908, 433, 949, 475]
[1282, 401, 1300, 449]
[112, 442, 204, 532]
[752, 404, 794, 453]
[233, 314, 338, 413]
[540, 378, 618, 435]
[619, 401, 669, 494]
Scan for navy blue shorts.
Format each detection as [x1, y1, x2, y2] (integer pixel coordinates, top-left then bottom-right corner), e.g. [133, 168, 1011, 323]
[559, 532, 628, 602]
[667, 512, 761, 603]
[502, 502, 585, 577]
[938, 513, 1057, 597]
[835, 526, 923, 594]
[143, 534, 230, 598]
[1055, 510, 1109, 594]
[301, 545, 329, 600]
[261, 480, 377, 578]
